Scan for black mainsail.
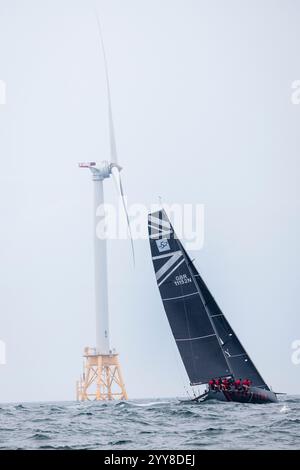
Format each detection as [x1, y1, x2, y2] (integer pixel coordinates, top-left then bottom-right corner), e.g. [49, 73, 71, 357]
[148, 209, 269, 390]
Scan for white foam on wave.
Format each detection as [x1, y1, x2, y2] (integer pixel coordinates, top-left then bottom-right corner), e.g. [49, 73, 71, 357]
[279, 405, 290, 413]
[130, 401, 170, 407]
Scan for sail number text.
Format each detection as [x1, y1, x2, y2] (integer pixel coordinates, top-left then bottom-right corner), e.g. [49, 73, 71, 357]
[174, 274, 192, 286]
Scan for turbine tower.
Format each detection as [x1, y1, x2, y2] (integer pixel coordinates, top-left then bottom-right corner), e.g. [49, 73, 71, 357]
[76, 13, 133, 401]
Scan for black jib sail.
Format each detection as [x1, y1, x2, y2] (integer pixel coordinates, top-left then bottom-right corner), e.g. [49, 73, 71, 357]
[148, 209, 269, 390]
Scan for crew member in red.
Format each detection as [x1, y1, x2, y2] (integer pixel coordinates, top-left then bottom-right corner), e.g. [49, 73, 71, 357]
[208, 379, 215, 390]
[215, 378, 221, 390]
[234, 378, 241, 390]
[222, 378, 229, 390]
[245, 378, 251, 388]
[242, 378, 249, 390]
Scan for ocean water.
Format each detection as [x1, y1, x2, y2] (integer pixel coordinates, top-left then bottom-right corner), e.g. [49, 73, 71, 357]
[0, 396, 299, 450]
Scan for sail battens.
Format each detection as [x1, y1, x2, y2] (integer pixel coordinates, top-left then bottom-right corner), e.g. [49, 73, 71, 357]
[148, 209, 269, 390]
[162, 291, 198, 302]
[148, 209, 231, 384]
[176, 333, 216, 342]
[189, 259, 269, 390]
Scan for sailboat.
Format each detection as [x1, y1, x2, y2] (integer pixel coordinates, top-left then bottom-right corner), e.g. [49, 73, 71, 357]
[148, 209, 278, 404]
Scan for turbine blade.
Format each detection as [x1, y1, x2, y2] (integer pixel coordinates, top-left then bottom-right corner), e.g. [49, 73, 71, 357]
[111, 167, 135, 266]
[94, 10, 118, 164]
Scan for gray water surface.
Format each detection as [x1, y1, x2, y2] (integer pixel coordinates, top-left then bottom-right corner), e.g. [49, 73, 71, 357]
[0, 396, 299, 449]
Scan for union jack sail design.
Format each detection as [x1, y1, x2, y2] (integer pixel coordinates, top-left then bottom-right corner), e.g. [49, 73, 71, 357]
[148, 209, 269, 389]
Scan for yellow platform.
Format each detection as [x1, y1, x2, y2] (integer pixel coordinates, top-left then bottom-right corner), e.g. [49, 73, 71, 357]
[76, 347, 127, 401]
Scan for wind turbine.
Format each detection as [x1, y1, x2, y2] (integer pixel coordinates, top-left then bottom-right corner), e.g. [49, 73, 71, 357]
[76, 12, 133, 401]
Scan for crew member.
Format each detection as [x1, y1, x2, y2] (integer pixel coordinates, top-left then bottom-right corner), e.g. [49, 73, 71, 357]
[215, 378, 221, 390]
[227, 377, 234, 390]
[208, 378, 215, 390]
[222, 378, 229, 390]
[242, 378, 249, 391]
[234, 378, 241, 390]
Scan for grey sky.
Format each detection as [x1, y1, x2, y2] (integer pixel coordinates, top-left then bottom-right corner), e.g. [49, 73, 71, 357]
[0, 0, 299, 402]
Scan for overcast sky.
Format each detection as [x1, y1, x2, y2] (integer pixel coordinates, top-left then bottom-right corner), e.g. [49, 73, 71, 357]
[0, 0, 299, 402]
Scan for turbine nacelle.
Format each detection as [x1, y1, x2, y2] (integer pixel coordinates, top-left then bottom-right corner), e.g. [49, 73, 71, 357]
[78, 161, 122, 181]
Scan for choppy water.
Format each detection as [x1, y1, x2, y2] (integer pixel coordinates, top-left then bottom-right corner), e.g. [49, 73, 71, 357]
[0, 396, 299, 450]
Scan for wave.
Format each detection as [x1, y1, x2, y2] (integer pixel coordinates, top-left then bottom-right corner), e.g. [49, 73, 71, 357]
[108, 439, 133, 446]
[29, 433, 51, 441]
[0, 397, 298, 450]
